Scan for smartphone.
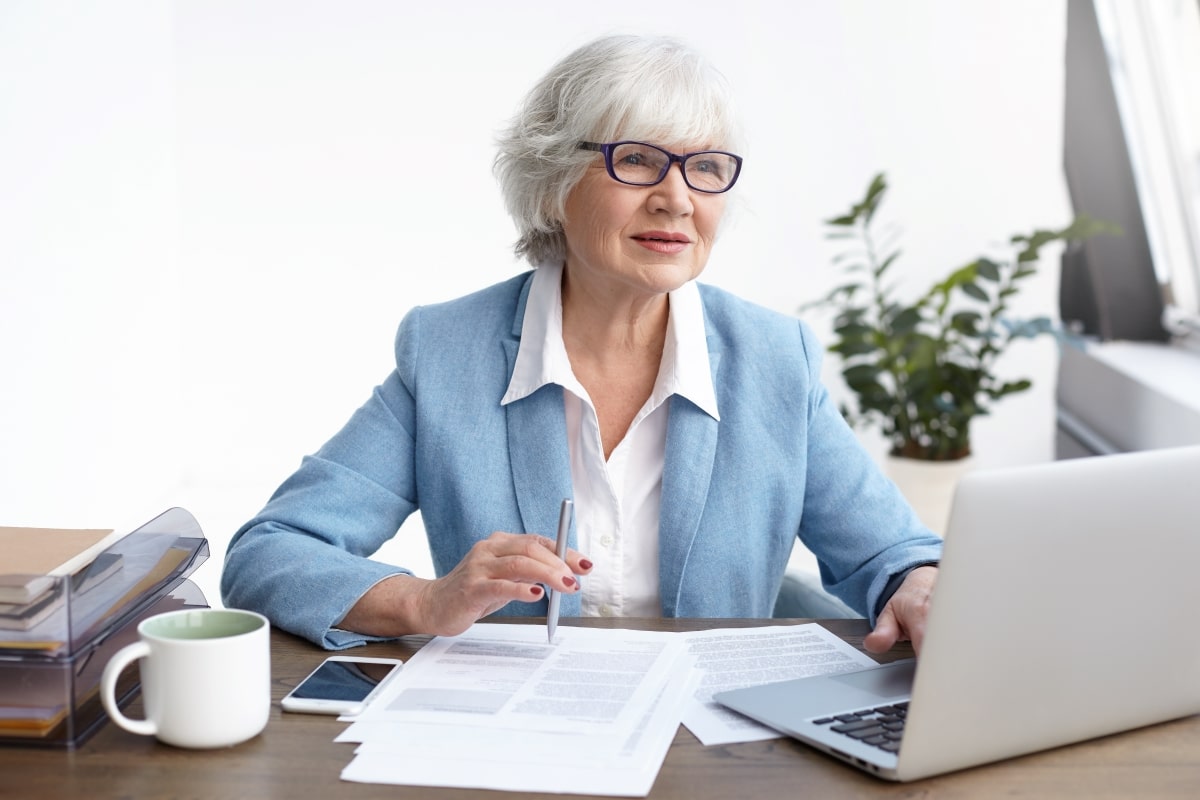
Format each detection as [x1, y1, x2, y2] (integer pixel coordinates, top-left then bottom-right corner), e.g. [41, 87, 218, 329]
[281, 655, 404, 716]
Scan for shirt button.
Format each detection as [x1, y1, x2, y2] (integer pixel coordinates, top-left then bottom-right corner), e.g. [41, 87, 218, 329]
[599, 605, 613, 617]
[600, 534, 614, 548]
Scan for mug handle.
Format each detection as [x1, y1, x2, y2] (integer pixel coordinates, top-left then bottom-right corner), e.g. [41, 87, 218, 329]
[100, 640, 158, 737]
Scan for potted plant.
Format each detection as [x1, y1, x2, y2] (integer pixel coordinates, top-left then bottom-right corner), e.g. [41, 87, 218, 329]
[809, 172, 1110, 463]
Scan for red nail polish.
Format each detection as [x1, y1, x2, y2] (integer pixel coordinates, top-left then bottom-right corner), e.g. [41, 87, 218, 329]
[563, 576, 576, 588]
[531, 585, 543, 597]
[579, 559, 593, 571]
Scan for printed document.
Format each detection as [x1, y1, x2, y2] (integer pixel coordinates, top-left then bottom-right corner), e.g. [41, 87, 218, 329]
[340, 623, 692, 796]
[342, 670, 698, 796]
[334, 622, 878, 795]
[676, 624, 877, 745]
[347, 623, 687, 736]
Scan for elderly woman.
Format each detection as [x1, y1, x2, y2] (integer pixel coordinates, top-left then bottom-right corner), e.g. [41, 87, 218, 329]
[221, 34, 942, 654]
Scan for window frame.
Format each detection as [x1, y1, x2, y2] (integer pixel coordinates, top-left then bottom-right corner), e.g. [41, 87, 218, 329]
[1093, 0, 1200, 341]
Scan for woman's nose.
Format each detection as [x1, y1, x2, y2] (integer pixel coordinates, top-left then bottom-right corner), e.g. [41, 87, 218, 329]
[647, 165, 694, 216]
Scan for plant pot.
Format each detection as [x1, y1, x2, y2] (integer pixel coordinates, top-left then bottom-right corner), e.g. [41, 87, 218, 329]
[884, 454, 976, 537]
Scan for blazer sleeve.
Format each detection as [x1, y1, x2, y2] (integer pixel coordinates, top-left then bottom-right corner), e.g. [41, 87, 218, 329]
[220, 311, 425, 649]
[793, 320, 944, 623]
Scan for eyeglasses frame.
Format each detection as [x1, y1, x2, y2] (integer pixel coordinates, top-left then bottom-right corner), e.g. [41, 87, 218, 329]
[577, 141, 743, 194]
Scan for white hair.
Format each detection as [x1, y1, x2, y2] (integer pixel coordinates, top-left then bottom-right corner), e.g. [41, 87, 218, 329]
[494, 35, 743, 266]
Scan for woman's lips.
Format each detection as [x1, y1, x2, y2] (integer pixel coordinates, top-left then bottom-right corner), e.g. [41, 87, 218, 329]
[632, 232, 691, 255]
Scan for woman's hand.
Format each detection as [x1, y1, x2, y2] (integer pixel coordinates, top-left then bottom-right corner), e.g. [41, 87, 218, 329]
[338, 532, 592, 638]
[863, 565, 938, 656]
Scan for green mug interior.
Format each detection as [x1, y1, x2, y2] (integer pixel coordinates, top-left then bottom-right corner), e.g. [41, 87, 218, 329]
[142, 609, 265, 641]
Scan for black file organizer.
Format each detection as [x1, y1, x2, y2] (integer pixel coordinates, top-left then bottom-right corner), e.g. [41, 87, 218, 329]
[0, 508, 211, 748]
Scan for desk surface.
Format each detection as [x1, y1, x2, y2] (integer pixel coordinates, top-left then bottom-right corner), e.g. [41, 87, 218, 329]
[3, 617, 1198, 799]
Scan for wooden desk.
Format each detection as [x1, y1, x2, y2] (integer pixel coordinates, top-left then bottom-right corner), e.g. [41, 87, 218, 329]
[2, 618, 1197, 798]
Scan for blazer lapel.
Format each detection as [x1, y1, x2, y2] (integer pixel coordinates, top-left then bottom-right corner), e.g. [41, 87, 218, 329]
[503, 353, 574, 538]
[658, 345, 722, 615]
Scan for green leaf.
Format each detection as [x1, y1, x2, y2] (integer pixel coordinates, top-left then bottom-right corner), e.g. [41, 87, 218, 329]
[989, 379, 1033, 399]
[843, 363, 883, 389]
[1062, 214, 1121, 240]
[831, 340, 880, 357]
[904, 333, 940, 367]
[950, 311, 982, 335]
[960, 282, 989, 302]
[975, 258, 1001, 282]
[861, 173, 888, 223]
[874, 250, 902, 279]
[834, 308, 867, 326]
[931, 262, 979, 296]
[833, 321, 876, 339]
[890, 306, 923, 333]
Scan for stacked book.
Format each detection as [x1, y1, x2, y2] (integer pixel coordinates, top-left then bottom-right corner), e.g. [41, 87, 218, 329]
[0, 527, 127, 633]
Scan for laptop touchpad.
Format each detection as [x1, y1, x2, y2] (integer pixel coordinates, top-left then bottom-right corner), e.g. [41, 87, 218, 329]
[829, 660, 916, 697]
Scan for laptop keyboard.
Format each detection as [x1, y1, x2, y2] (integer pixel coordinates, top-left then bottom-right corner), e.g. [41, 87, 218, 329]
[812, 702, 908, 754]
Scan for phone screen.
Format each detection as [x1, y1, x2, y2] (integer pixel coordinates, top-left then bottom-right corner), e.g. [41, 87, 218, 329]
[291, 659, 401, 702]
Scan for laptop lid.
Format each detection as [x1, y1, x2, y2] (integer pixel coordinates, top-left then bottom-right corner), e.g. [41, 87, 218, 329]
[718, 446, 1200, 781]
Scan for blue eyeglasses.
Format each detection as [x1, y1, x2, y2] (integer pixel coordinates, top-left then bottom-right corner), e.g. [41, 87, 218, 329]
[578, 141, 743, 193]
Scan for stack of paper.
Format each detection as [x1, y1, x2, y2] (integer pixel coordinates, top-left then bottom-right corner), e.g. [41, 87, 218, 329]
[336, 622, 876, 796]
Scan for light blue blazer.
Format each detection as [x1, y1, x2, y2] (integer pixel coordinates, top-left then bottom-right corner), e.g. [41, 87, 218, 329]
[221, 272, 943, 649]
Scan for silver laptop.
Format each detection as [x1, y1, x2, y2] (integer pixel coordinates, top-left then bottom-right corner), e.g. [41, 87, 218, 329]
[715, 446, 1200, 781]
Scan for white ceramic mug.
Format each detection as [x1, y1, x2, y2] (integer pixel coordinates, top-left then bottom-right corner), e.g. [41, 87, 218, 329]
[100, 607, 271, 748]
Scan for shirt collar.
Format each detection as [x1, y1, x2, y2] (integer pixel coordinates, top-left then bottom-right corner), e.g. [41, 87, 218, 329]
[501, 262, 720, 421]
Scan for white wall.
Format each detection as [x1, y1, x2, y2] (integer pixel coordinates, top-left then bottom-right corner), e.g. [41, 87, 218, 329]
[0, 3, 182, 531]
[2, 2, 1072, 602]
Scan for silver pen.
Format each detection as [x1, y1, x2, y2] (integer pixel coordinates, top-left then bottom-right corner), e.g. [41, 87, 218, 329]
[547, 498, 573, 644]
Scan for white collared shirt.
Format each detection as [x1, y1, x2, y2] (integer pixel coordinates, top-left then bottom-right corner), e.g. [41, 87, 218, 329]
[502, 263, 719, 617]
